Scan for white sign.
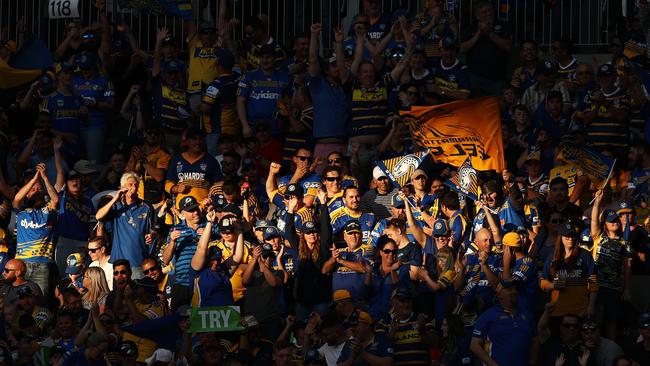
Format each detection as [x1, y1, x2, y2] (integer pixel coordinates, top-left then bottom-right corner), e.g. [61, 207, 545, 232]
[48, 0, 80, 19]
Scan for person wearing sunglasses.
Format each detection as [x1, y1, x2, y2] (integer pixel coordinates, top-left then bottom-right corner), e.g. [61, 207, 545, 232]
[320, 166, 345, 214]
[325, 152, 358, 189]
[270, 148, 321, 209]
[590, 189, 632, 341]
[360, 167, 397, 221]
[141, 257, 170, 301]
[87, 235, 113, 290]
[580, 319, 624, 366]
[365, 236, 409, 321]
[538, 304, 592, 366]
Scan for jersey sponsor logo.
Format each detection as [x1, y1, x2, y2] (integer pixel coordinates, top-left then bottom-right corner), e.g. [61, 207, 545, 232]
[193, 47, 217, 59]
[20, 219, 47, 229]
[200, 163, 207, 171]
[177, 172, 207, 182]
[206, 85, 219, 98]
[249, 90, 281, 101]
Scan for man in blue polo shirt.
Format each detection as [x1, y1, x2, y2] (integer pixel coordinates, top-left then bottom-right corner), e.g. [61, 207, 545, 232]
[95, 172, 155, 280]
[470, 279, 535, 366]
[323, 220, 372, 300]
[162, 196, 218, 311]
[237, 44, 290, 137]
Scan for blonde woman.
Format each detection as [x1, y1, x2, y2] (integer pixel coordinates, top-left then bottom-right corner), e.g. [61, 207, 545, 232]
[82, 267, 110, 313]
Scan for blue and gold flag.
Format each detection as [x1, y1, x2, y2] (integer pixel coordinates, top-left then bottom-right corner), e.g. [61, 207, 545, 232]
[375, 150, 430, 190]
[555, 143, 615, 186]
[444, 157, 479, 201]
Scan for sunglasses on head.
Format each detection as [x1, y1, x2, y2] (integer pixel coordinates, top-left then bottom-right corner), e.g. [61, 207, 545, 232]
[382, 249, 398, 255]
[324, 176, 340, 182]
[143, 266, 160, 275]
[114, 270, 128, 276]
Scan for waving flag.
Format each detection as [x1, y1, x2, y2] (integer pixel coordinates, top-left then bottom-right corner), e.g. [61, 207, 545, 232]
[444, 157, 479, 201]
[555, 143, 615, 186]
[375, 150, 430, 189]
[401, 97, 505, 171]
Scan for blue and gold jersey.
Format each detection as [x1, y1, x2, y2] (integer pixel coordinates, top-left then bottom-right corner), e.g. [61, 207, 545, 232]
[15, 205, 57, 263]
[237, 68, 290, 124]
[330, 207, 376, 244]
[377, 313, 430, 366]
[240, 38, 286, 72]
[350, 74, 393, 137]
[165, 153, 223, 209]
[202, 73, 240, 136]
[187, 38, 221, 93]
[557, 57, 578, 85]
[152, 77, 191, 132]
[41, 92, 84, 136]
[430, 58, 470, 103]
[582, 86, 631, 150]
[72, 75, 114, 129]
[332, 245, 372, 299]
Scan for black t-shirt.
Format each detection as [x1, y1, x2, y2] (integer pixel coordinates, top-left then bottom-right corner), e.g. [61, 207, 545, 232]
[462, 21, 512, 80]
[629, 225, 650, 275]
[626, 341, 650, 366]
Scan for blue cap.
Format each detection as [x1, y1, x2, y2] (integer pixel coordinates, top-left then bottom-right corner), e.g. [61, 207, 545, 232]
[254, 219, 270, 229]
[208, 245, 223, 261]
[392, 194, 405, 208]
[392, 287, 412, 300]
[603, 209, 620, 223]
[212, 194, 228, 212]
[639, 312, 650, 328]
[343, 220, 361, 233]
[55, 62, 74, 74]
[433, 219, 449, 237]
[179, 196, 200, 212]
[617, 200, 635, 214]
[163, 60, 181, 73]
[264, 226, 281, 240]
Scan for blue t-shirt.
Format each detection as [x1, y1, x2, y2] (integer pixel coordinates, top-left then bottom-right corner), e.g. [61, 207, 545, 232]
[72, 75, 114, 130]
[332, 245, 373, 300]
[331, 208, 376, 244]
[192, 265, 234, 307]
[41, 92, 84, 136]
[108, 200, 153, 267]
[368, 265, 410, 320]
[15, 205, 58, 263]
[472, 303, 535, 366]
[308, 73, 350, 139]
[337, 333, 394, 366]
[57, 190, 95, 241]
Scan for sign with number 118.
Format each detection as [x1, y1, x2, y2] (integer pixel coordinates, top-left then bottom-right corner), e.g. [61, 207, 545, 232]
[49, 0, 80, 19]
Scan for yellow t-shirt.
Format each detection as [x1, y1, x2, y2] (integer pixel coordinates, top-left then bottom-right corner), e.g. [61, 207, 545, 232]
[210, 240, 252, 302]
[187, 36, 221, 93]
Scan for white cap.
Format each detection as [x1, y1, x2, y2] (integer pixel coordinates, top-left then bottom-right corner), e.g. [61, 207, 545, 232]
[373, 166, 387, 180]
[145, 349, 174, 365]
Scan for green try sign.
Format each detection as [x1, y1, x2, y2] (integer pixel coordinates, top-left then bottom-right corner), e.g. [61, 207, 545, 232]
[187, 306, 245, 333]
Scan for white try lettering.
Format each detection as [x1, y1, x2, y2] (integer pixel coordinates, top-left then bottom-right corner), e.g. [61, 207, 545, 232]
[198, 309, 232, 329]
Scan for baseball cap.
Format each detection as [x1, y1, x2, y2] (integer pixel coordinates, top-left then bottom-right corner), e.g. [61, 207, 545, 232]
[373, 166, 387, 180]
[412, 169, 428, 181]
[263, 226, 281, 240]
[441, 36, 458, 49]
[134, 276, 157, 290]
[333, 289, 353, 302]
[285, 183, 304, 198]
[392, 193, 405, 208]
[218, 216, 236, 233]
[145, 349, 174, 366]
[557, 222, 578, 238]
[602, 209, 620, 223]
[212, 194, 228, 212]
[163, 60, 181, 73]
[303, 221, 318, 234]
[208, 245, 223, 261]
[241, 315, 262, 329]
[328, 52, 337, 64]
[120, 341, 139, 358]
[66, 170, 80, 181]
[392, 287, 412, 301]
[597, 63, 615, 77]
[390, 47, 406, 60]
[254, 219, 271, 230]
[304, 349, 322, 363]
[161, 36, 177, 46]
[199, 21, 217, 32]
[343, 220, 361, 234]
[525, 146, 542, 163]
[65, 253, 85, 274]
[617, 201, 635, 214]
[580, 228, 592, 244]
[433, 219, 449, 237]
[536, 59, 556, 75]
[179, 196, 200, 212]
[73, 160, 98, 175]
[502, 232, 521, 247]
[346, 311, 373, 326]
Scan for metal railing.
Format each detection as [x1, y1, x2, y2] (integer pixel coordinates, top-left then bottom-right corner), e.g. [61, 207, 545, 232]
[0, 0, 619, 58]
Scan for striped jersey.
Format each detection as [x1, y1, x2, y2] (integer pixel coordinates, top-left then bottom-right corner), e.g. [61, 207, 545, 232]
[152, 78, 191, 132]
[201, 73, 240, 136]
[330, 207, 376, 244]
[582, 86, 631, 150]
[350, 74, 393, 137]
[377, 313, 430, 366]
[169, 220, 218, 286]
[165, 153, 223, 210]
[557, 57, 578, 85]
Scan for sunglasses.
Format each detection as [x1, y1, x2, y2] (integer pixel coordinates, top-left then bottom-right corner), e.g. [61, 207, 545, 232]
[413, 175, 426, 181]
[284, 194, 299, 200]
[328, 158, 342, 164]
[296, 156, 313, 162]
[82, 33, 96, 39]
[377, 176, 389, 182]
[88, 247, 102, 253]
[114, 270, 129, 276]
[143, 266, 160, 275]
[561, 323, 579, 329]
[434, 235, 449, 239]
[324, 176, 340, 182]
[3, 268, 16, 273]
[581, 325, 597, 332]
[382, 249, 398, 255]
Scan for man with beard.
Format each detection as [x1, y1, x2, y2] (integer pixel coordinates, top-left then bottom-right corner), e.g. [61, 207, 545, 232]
[331, 187, 376, 246]
[96, 173, 155, 279]
[0, 258, 44, 305]
[13, 163, 59, 295]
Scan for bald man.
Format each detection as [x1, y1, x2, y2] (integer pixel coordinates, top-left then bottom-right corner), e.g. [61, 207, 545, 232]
[0, 258, 44, 305]
[454, 228, 502, 313]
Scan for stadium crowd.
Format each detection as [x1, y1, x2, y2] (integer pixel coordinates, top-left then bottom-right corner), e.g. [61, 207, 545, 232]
[1, 0, 650, 365]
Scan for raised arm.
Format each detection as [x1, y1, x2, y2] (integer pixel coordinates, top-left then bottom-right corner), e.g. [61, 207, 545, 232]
[334, 27, 350, 83]
[266, 162, 281, 201]
[96, 189, 125, 221]
[285, 196, 301, 250]
[349, 29, 365, 78]
[477, 200, 502, 243]
[400, 191, 426, 247]
[53, 136, 66, 191]
[191, 211, 217, 271]
[591, 189, 603, 239]
[308, 24, 322, 77]
[152, 27, 169, 78]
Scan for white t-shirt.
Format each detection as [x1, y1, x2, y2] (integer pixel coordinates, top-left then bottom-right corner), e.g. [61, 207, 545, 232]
[318, 341, 346, 366]
[89, 259, 114, 290]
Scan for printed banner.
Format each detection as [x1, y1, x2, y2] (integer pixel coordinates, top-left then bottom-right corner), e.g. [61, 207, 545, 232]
[118, 0, 192, 20]
[187, 306, 244, 333]
[555, 143, 615, 185]
[401, 97, 505, 171]
[444, 157, 479, 201]
[48, 0, 80, 19]
[375, 150, 430, 190]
